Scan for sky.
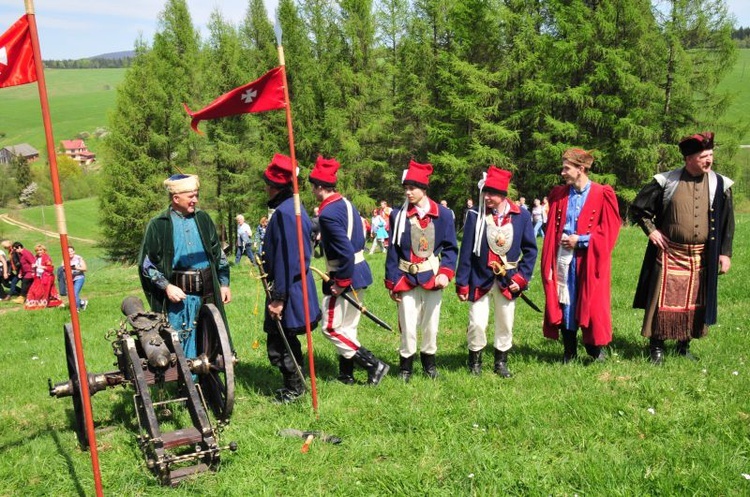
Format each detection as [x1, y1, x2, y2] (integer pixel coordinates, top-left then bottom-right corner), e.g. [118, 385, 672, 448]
[0, 0, 748, 61]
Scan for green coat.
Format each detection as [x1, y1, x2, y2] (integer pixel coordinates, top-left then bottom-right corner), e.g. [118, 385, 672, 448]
[138, 208, 230, 332]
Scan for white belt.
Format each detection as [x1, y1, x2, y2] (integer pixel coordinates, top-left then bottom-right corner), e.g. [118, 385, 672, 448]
[398, 254, 440, 275]
[326, 250, 365, 272]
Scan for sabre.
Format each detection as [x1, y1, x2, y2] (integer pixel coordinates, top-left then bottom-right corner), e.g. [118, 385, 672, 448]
[309, 266, 394, 332]
[254, 254, 307, 387]
[489, 261, 542, 313]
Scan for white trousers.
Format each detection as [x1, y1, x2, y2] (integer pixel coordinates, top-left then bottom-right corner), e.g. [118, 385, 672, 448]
[398, 286, 443, 357]
[321, 289, 364, 359]
[466, 285, 515, 352]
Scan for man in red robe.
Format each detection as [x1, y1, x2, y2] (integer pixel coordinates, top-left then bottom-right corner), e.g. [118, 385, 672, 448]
[541, 149, 621, 362]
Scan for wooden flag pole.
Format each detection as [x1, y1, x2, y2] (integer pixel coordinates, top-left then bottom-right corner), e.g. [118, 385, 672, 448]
[24, 1, 104, 494]
[275, 18, 319, 415]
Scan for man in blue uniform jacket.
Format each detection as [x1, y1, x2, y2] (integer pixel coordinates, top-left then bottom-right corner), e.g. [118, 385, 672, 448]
[456, 166, 537, 377]
[261, 153, 321, 403]
[309, 156, 390, 385]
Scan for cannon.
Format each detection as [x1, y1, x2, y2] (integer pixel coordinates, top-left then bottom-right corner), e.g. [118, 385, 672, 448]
[49, 296, 237, 486]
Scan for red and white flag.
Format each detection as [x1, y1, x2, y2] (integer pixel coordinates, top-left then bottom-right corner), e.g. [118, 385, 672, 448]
[184, 66, 286, 133]
[0, 15, 36, 89]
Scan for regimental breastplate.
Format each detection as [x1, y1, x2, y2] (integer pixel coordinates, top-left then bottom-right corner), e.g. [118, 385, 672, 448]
[485, 215, 513, 256]
[410, 215, 435, 258]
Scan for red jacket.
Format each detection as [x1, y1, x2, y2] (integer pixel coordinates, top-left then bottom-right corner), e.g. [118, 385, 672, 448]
[541, 182, 620, 345]
[18, 248, 36, 279]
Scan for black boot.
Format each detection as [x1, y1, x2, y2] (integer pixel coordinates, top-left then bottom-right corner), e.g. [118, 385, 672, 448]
[584, 343, 607, 362]
[562, 329, 578, 364]
[399, 354, 414, 383]
[676, 340, 698, 361]
[493, 348, 512, 378]
[353, 348, 390, 386]
[420, 352, 439, 379]
[337, 356, 355, 385]
[275, 372, 306, 403]
[468, 349, 483, 375]
[649, 338, 665, 365]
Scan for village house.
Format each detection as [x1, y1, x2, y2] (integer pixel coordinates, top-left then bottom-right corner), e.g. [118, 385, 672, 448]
[0, 143, 40, 165]
[60, 139, 96, 166]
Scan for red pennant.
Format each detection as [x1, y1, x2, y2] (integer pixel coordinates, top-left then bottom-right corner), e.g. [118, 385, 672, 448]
[0, 15, 37, 89]
[184, 66, 286, 133]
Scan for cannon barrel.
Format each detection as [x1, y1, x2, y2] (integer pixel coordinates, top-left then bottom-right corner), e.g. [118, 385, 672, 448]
[121, 296, 171, 369]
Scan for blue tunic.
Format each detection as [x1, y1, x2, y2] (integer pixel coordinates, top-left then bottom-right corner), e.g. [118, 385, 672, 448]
[561, 182, 591, 330]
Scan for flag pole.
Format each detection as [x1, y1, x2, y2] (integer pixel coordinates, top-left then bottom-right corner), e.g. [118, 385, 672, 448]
[275, 17, 319, 414]
[24, 1, 104, 494]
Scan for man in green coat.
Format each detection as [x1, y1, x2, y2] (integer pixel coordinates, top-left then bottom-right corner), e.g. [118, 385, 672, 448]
[139, 174, 231, 358]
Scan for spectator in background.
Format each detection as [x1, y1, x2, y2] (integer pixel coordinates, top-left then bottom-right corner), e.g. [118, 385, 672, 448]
[235, 214, 254, 265]
[24, 243, 62, 310]
[440, 199, 456, 228]
[0, 239, 11, 301]
[531, 198, 545, 239]
[518, 197, 528, 210]
[58, 245, 88, 310]
[253, 216, 268, 256]
[369, 209, 388, 254]
[11, 242, 35, 304]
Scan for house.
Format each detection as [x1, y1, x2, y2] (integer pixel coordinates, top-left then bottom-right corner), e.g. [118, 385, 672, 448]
[60, 139, 96, 166]
[0, 143, 40, 165]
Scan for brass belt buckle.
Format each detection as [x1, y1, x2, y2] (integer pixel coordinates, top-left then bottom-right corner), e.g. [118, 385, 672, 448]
[408, 263, 419, 275]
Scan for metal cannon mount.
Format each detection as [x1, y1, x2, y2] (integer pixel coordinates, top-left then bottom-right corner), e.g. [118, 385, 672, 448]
[49, 296, 237, 486]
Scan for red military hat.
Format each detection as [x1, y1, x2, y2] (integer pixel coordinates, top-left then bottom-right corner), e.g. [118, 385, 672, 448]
[678, 131, 714, 157]
[483, 165, 512, 195]
[402, 159, 433, 189]
[308, 156, 340, 187]
[263, 153, 297, 187]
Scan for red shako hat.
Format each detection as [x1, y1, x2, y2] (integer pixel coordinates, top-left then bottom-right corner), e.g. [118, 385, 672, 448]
[678, 131, 714, 157]
[309, 156, 340, 187]
[483, 165, 512, 195]
[401, 159, 433, 189]
[263, 153, 296, 187]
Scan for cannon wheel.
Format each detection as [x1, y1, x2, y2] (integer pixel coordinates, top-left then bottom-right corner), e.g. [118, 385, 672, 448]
[63, 323, 89, 449]
[196, 304, 235, 421]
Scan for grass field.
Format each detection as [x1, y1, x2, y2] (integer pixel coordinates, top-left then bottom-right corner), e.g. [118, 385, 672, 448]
[0, 203, 748, 495]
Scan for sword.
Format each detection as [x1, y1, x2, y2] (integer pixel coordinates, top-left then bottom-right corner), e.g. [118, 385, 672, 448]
[309, 266, 394, 332]
[489, 261, 542, 313]
[518, 292, 542, 313]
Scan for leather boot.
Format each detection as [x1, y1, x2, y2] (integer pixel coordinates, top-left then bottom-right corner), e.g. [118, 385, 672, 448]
[399, 354, 414, 383]
[649, 338, 665, 365]
[584, 343, 607, 362]
[676, 340, 698, 361]
[562, 329, 578, 364]
[493, 348, 512, 378]
[353, 348, 390, 386]
[468, 349, 483, 375]
[420, 352, 439, 379]
[337, 356, 355, 385]
[275, 372, 306, 403]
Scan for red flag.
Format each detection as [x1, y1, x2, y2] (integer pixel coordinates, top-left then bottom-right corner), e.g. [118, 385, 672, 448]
[184, 66, 286, 133]
[0, 15, 36, 89]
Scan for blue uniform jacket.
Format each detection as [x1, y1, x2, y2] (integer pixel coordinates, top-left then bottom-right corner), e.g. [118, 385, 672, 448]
[385, 198, 458, 291]
[456, 205, 537, 302]
[262, 192, 321, 334]
[318, 193, 373, 294]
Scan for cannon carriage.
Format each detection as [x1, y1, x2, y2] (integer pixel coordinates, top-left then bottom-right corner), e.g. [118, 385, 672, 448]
[49, 296, 237, 486]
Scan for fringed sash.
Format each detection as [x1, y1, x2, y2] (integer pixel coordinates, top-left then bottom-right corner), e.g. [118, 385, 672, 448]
[655, 241, 706, 338]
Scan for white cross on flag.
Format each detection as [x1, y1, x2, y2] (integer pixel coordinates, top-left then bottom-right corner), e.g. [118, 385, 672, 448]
[0, 15, 37, 89]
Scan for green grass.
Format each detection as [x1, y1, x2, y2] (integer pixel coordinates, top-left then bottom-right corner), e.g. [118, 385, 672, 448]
[0, 206, 748, 495]
[718, 49, 750, 142]
[0, 68, 124, 156]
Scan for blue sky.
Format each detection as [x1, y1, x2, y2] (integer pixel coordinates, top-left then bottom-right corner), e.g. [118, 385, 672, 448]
[1, 0, 748, 61]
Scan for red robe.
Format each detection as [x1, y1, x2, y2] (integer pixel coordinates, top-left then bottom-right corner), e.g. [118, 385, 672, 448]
[541, 182, 620, 345]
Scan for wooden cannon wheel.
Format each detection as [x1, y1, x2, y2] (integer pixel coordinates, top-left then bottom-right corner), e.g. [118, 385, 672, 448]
[63, 323, 89, 449]
[195, 304, 235, 421]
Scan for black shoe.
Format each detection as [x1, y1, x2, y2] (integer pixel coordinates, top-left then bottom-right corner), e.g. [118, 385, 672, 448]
[468, 349, 483, 375]
[398, 354, 414, 383]
[275, 372, 306, 402]
[337, 356, 355, 385]
[420, 352, 439, 379]
[676, 340, 698, 361]
[493, 348, 512, 378]
[353, 348, 390, 386]
[274, 387, 304, 403]
[584, 344, 606, 362]
[649, 338, 665, 365]
[562, 329, 578, 364]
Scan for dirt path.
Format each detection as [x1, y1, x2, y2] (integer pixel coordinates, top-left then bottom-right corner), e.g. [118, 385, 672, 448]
[0, 213, 98, 244]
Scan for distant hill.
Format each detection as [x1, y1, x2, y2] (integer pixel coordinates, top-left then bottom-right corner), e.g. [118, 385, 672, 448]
[88, 51, 135, 61]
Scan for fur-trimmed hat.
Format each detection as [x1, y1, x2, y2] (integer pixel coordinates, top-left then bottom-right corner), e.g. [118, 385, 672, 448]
[401, 159, 433, 189]
[263, 153, 297, 187]
[678, 131, 714, 157]
[483, 165, 512, 195]
[562, 148, 594, 169]
[308, 156, 340, 187]
[164, 174, 200, 194]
